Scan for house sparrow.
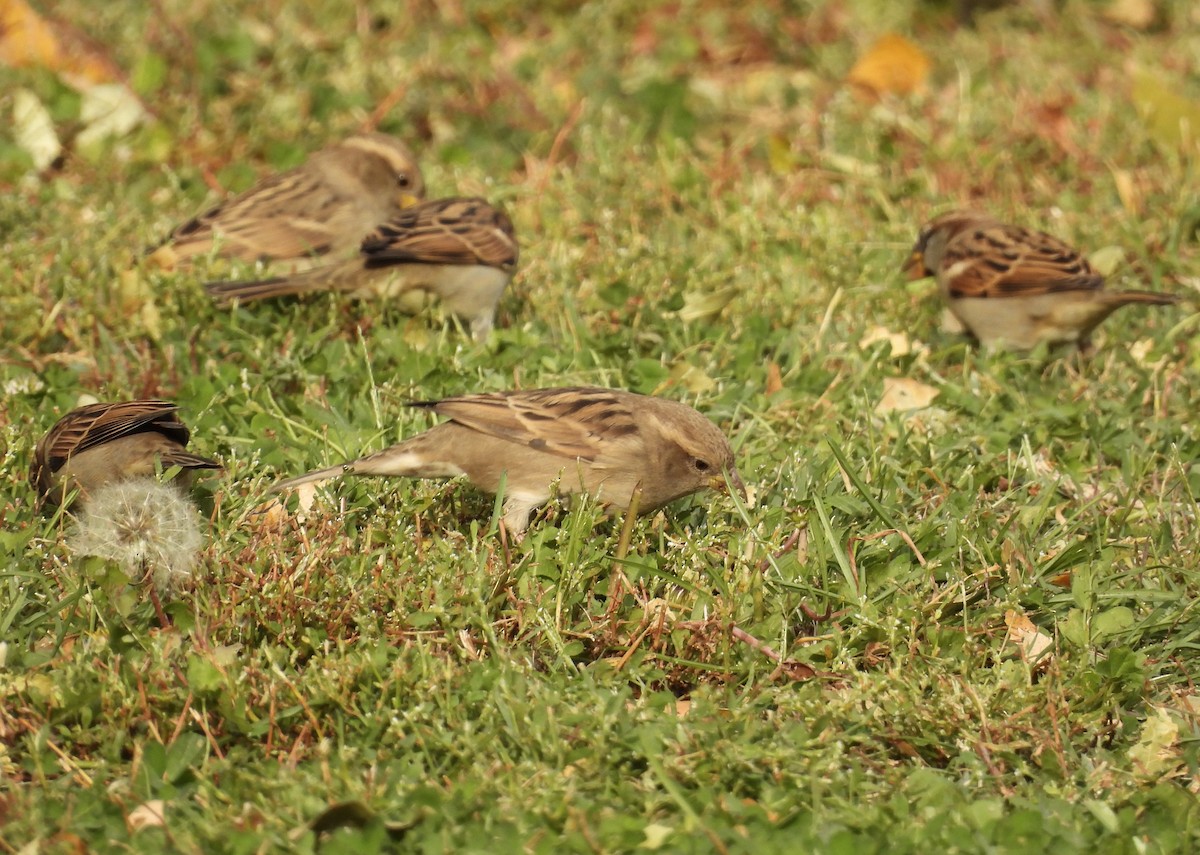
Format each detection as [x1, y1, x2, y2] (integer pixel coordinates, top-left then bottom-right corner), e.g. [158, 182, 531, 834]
[903, 210, 1180, 350]
[272, 386, 743, 536]
[30, 400, 222, 509]
[151, 133, 424, 264]
[205, 196, 518, 341]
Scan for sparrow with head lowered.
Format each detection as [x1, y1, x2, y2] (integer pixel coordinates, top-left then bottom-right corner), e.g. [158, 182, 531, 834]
[30, 400, 221, 510]
[903, 210, 1180, 350]
[272, 386, 743, 537]
[205, 196, 518, 341]
[151, 133, 424, 265]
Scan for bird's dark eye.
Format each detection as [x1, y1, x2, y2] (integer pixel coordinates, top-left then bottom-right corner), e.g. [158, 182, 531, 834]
[396, 173, 411, 188]
[693, 458, 711, 473]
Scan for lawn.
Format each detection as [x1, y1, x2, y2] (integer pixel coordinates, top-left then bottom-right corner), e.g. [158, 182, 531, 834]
[2, 0, 1200, 851]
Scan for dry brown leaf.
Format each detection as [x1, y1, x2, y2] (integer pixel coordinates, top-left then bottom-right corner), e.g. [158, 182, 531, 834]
[764, 361, 783, 396]
[875, 377, 938, 414]
[846, 34, 931, 99]
[1004, 609, 1054, 665]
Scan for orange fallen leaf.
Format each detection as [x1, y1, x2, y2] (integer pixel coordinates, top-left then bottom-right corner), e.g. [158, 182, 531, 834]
[0, 0, 122, 87]
[765, 361, 783, 395]
[846, 33, 931, 99]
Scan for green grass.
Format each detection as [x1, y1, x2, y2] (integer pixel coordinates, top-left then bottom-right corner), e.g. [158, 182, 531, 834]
[3, 0, 1200, 851]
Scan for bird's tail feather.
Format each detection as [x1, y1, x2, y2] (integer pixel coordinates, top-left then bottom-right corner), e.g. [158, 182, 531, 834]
[206, 262, 358, 304]
[271, 464, 349, 493]
[163, 451, 223, 472]
[1110, 289, 1180, 306]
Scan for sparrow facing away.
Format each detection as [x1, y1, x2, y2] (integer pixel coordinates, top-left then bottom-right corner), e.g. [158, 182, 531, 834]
[152, 133, 425, 264]
[272, 386, 744, 536]
[204, 197, 518, 341]
[30, 401, 222, 509]
[903, 210, 1180, 350]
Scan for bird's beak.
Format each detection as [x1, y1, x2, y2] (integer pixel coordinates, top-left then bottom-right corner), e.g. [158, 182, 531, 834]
[712, 469, 747, 502]
[397, 192, 421, 208]
[901, 249, 927, 280]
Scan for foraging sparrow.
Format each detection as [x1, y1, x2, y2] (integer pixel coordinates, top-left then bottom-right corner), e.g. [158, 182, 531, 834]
[30, 400, 222, 509]
[205, 196, 518, 341]
[152, 133, 424, 263]
[272, 386, 743, 536]
[903, 210, 1180, 350]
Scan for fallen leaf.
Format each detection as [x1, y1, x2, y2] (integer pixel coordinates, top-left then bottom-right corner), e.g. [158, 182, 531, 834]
[668, 362, 716, 394]
[875, 377, 938, 413]
[1104, 0, 1157, 29]
[1004, 609, 1054, 665]
[77, 82, 149, 150]
[11, 88, 60, 171]
[1109, 167, 1142, 215]
[676, 287, 737, 322]
[1088, 245, 1126, 277]
[765, 361, 783, 395]
[859, 325, 913, 356]
[1130, 68, 1200, 153]
[1128, 708, 1181, 781]
[846, 33, 931, 99]
[642, 823, 673, 849]
[0, 0, 122, 87]
[939, 308, 967, 335]
[766, 133, 797, 174]
[127, 800, 166, 832]
[296, 482, 317, 514]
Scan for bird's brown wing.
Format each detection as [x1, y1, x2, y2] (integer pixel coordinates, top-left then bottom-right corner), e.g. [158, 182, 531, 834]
[412, 387, 640, 463]
[942, 224, 1104, 299]
[161, 169, 347, 259]
[30, 400, 190, 494]
[360, 197, 518, 271]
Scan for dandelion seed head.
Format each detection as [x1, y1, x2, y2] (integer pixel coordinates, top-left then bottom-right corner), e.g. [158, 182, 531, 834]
[70, 480, 205, 595]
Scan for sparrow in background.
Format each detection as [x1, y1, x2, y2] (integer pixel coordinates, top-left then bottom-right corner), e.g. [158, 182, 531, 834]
[205, 197, 518, 341]
[903, 210, 1180, 350]
[30, 400, 222, 509]
[150, 133, 425, 264]
[272, 386, 743, 536]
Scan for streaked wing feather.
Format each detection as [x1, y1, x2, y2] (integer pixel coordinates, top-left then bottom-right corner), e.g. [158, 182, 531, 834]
[944, 224, 1103, 298]
[413, 388, 638, 462]
[361, 197, 517, 270]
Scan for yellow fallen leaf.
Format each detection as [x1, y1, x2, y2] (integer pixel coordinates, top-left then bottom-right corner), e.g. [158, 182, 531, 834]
[1104, 0, 1157, 29]
[668, 362, 715, 394]
[1128, 708, 1181, 781]
[1088, 245, 1126, 277]
[847, 34, 931, 99]
[1109, 167, 1142, 215]
[1130, 68, 1200, 153]
[12, 88, 60, 171]
[676, 286, 737, 322]
[875, 377, 938, 414]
